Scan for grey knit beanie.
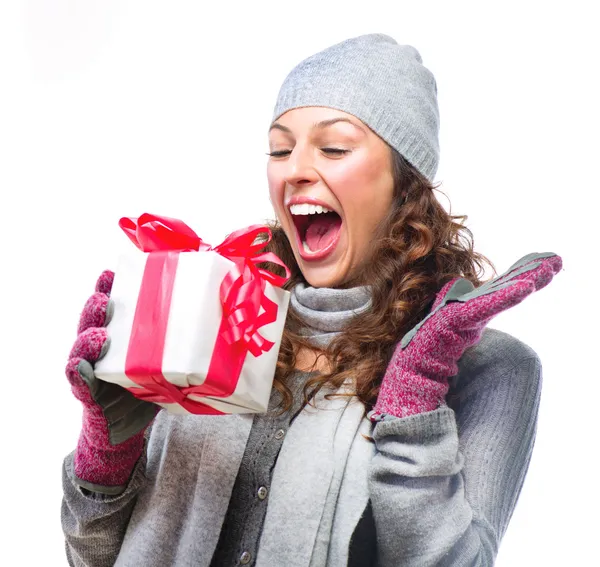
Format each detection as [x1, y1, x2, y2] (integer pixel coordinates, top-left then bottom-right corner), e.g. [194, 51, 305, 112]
[271, 33, 440, 182]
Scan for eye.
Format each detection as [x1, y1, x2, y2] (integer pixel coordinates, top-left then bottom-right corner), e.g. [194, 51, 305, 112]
[266, 150, 291, 157]
[266, 148, 349, 157]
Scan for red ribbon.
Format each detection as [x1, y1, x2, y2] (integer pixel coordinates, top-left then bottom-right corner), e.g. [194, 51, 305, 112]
[120, 213, 290, 414]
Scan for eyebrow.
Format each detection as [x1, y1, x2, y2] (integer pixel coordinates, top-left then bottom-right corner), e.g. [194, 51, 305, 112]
[269, 117, 366, 134]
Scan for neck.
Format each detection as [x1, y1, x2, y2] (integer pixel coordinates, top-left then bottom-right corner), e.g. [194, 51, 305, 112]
[290, 282, 372, 349]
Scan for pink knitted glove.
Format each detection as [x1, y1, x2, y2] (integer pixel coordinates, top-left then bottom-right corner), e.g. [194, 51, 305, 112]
[369, 252, 563, 421]
[66, 271, 159, 495]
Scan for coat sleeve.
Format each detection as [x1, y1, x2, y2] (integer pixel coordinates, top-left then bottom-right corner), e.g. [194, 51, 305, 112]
[368, 335, 542, 566]
[60, 443, 149, 567]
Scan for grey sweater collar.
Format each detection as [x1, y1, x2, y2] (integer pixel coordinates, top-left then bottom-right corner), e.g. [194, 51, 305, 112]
[290, 283, 372, 347]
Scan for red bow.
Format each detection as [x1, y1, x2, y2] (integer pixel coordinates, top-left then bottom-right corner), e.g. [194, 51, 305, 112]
[119, 213, 290, 355]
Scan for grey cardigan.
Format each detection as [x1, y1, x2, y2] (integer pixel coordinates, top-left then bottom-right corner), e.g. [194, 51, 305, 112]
[61, 327, 542, 566]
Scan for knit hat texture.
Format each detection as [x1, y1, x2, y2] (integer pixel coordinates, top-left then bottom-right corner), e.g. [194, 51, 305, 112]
[271, 33, 440, 182]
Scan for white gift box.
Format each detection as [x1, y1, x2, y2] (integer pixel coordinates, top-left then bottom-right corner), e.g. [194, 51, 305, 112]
[94, 250, 290, 414]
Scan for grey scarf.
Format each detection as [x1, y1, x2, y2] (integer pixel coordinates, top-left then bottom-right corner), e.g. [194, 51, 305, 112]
[290, 282, 372, 347]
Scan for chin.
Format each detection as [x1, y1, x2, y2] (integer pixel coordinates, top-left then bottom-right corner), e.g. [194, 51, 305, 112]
[303, 274, 339, 289]
[298, 262, 349, 289]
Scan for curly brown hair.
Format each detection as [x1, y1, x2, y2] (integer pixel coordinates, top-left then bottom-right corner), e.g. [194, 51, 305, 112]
[260, 147, 496, 415]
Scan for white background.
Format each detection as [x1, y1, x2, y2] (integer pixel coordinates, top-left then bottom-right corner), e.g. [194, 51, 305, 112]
[1, 1, 598, 565]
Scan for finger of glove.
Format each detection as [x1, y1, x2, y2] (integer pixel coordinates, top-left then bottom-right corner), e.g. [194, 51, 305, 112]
[400, 278, 474, 348]
[65, 357, 97, 406]
[462, 256, 561, 303]
[95, 270, 115, 295]
[524, 254, 562, 292]
[504, 251, 558, 276]
[401, 257, 561, 350]
[447, 279, 535, 330]
[431, 277, 463, 311]
[78, 293, 114, 334]
[69, 327, 110, 362]
[66, 354, 158, 443]
[485, 252, 561, 290]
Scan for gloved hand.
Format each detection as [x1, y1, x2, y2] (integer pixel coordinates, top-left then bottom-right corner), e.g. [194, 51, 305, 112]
[66, 270, 159, 494]
[369, 252, 563, 421]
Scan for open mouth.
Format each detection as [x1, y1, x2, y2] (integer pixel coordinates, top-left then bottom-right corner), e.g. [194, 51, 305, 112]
[289, 203, 343, 260]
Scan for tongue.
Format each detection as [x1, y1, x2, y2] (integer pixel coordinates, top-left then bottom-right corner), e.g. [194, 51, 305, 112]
[305, 214, 342, 252]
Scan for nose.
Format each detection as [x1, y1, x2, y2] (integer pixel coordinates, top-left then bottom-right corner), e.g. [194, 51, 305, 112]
[284, 144, 319, 188]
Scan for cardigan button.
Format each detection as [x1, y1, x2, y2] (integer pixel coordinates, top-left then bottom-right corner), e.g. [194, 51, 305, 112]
[275, 429, 286, 440]
[257, 486, 268, 500]
[240, 551, 251, 564]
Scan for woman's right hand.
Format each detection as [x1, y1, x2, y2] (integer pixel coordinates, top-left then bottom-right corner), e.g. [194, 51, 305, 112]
[66, 270, 159, 495]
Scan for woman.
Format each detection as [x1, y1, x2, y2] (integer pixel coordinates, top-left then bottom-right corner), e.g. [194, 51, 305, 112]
[62, 33, 561, 566]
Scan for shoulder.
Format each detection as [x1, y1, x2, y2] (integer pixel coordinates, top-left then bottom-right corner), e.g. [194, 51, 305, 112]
[458, 327, 541, 377]
[448, 328, 543, 406]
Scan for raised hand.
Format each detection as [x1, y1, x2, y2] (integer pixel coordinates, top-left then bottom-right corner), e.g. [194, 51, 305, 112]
[370, 252, 562, 420]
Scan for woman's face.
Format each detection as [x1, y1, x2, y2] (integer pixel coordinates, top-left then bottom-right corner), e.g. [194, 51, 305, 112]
[267, 107, 394, 288]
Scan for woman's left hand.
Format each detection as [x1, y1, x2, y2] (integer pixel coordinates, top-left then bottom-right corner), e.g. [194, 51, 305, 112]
[369, 251, 563, 421]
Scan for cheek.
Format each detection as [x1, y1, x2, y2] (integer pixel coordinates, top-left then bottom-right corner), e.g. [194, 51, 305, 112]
[267, 168, 283, 206]
[267, 167, 293, 231]
[331, 158, 392, 219]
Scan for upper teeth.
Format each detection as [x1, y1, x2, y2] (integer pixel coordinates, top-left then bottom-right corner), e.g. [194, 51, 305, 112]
[289, 203, 333, 215]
